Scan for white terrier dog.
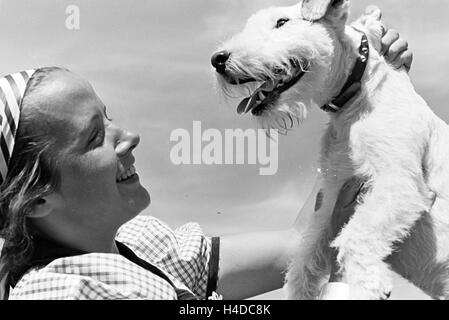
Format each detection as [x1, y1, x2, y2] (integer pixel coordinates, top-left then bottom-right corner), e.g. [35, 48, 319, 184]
[212, 0, 449, 300]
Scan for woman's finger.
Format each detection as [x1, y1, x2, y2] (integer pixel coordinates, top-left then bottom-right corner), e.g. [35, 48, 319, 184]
[381, 29, 400, 56]
[337, 177, 365, 209]
[391, 49, 414, 72]
[386, 38, 409, 65]
[330, 178, 366, 238]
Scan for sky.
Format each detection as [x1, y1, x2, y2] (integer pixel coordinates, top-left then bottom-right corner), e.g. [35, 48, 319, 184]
[1, 0, 448, 300]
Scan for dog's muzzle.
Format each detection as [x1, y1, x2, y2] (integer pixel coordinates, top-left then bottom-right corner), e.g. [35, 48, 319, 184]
[211, 50, 260, 85]
[236, 69, 307, 116]
[211, 50, 308, 116]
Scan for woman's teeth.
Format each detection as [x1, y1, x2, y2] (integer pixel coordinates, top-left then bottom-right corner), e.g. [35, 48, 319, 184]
[116, 165, 136, 182]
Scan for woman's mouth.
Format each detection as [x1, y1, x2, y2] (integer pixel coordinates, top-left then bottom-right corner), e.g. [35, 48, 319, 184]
[116, 165, 138, 183]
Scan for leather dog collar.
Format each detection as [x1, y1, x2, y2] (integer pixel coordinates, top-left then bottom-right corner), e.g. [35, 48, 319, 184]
[321, 29, 370, 113]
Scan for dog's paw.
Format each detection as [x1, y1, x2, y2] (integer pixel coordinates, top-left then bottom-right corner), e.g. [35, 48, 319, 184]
[380, 290, 392, 300]
[350, 278, 393, 300]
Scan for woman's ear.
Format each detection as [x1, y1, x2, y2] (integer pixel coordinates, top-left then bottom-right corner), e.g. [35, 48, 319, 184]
[28, 193, 62, 219]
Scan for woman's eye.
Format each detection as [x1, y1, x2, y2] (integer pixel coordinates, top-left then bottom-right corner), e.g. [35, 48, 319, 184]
[89, 128, 105, 147]
[275, 18, 289, 29]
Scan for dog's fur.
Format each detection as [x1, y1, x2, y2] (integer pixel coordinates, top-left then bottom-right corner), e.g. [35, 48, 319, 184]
[213, 0, 449, 299]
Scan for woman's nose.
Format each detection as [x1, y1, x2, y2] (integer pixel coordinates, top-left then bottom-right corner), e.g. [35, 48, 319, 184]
[115, 128, 140, 157]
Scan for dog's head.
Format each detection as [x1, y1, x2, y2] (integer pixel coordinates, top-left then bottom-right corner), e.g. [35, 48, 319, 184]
[212, 0, 355, 131]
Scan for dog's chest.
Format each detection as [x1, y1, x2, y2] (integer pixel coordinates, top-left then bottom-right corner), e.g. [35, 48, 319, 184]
[319, 123, 356, 186]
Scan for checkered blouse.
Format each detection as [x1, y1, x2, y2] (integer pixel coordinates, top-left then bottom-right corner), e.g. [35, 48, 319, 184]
[7, 216, 220, 300]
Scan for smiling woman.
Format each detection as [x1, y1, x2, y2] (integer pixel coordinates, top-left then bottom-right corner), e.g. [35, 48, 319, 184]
[0, 67, 219, 300]
[22, 68, 150, 231]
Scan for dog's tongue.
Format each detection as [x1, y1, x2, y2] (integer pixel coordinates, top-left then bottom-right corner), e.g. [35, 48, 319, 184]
[237, 95, 258, 115]
[237, 80, 278, 115]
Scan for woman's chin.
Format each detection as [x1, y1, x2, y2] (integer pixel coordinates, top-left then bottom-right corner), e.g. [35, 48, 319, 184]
[120, 185, 151, 218]
[134, 186, 151, 212]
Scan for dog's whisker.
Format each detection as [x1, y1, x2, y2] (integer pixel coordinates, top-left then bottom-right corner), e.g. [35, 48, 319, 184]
[287, 113, 294, 129]
[282, 117, 290, 132]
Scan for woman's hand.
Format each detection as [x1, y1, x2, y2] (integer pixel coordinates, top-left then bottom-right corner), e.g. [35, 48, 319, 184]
[334, 8, 413, 111]
[329, 177, 367, 282]
[382, 28, 413, 71]
[370, 7, 413, 71]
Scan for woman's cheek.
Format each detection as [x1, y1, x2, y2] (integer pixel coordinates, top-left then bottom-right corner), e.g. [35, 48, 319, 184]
[62, 149, 118, 192]
[88, 152, 118, 183]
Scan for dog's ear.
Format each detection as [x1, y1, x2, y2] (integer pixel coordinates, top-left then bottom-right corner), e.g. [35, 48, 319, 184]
[300, 0, 349, 24]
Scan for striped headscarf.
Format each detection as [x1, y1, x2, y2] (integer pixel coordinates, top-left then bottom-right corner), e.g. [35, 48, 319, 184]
[0, 70, 36, 184]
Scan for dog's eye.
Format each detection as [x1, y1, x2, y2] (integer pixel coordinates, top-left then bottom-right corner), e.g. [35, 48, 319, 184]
[275, 18, 289, 29]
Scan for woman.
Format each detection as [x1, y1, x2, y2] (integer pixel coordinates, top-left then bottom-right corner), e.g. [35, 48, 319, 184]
[0, 23, 412, 299]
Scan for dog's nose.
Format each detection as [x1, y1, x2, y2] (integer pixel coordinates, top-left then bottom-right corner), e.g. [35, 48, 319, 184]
[211, 50, 230, 74]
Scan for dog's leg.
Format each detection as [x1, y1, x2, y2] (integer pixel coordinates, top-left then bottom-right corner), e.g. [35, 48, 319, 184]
[285, 216, 333, 300]
[332, 174, 433, 300]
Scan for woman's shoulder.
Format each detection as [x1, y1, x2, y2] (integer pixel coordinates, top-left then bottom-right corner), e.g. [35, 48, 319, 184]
[116, 215, 209, 262]
[116, 215, 213, 299]
[9, 252, 178, 300]
[116, 215, 211, 267]
[117, 215, 205, 239]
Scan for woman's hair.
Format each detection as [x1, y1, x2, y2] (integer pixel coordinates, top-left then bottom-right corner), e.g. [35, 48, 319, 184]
[0, 66, 67, 279]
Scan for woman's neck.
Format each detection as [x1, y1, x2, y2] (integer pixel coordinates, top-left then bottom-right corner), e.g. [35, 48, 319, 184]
[31, 216, 121, 254]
